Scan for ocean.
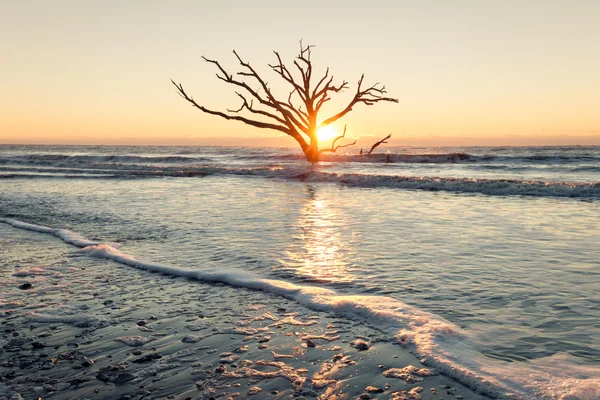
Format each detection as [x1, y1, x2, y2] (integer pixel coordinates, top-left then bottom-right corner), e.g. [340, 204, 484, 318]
[1, 144, 599, 399]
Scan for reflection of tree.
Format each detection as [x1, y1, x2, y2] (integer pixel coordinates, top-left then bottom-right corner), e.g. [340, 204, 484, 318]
[280, 185, 353, 283]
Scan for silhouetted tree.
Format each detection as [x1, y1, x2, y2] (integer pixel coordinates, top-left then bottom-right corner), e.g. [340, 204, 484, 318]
[172, 42, 397, 162]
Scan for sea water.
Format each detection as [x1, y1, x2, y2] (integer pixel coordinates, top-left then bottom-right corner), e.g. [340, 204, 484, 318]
[1, 144, 599, 399]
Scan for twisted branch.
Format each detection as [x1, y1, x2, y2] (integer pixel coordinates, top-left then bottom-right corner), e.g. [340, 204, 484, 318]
[319, 125, 356, 154]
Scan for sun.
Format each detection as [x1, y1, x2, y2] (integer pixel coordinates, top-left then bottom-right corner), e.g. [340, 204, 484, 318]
[317, 126, 338, 141]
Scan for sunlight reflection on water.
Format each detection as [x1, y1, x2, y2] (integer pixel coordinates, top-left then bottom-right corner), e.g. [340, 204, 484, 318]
[280, 186, 354, 283]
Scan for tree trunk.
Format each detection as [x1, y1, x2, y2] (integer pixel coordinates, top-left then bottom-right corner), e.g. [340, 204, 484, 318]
[303, 138, 320, 162]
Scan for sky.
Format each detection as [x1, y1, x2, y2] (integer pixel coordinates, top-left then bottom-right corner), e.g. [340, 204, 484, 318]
[1, 0, 599, 147]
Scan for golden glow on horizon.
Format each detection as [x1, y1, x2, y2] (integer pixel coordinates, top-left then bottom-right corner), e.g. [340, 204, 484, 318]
[317, 126, 339, 142]
[1, 2, 599, 146]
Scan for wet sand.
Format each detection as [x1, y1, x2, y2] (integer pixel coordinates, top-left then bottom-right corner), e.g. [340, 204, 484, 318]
[0, 223, 488, 400]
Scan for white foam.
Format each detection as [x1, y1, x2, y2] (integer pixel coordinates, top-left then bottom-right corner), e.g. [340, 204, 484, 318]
[25, 305, 110, 328]
[2, 217, 599, 399]
[0, 218, 119, 248]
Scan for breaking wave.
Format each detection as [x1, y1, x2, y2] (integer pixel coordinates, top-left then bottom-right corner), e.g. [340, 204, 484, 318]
[2, 164, 598, 199]
[4, 151, 600, 167]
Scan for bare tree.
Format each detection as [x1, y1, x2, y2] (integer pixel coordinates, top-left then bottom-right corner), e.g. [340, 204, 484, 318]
[172, 42, 398, 162]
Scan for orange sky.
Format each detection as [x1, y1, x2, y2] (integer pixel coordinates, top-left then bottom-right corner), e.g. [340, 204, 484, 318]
[1, 0, 599, 146]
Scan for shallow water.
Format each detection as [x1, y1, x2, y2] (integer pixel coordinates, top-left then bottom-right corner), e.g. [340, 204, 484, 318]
[1, 144, 599, 398]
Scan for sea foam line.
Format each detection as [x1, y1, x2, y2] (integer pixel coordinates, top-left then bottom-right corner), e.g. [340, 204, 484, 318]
[2, 217, 598, 400]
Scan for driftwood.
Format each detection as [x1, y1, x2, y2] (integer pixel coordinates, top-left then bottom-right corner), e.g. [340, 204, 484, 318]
[172, 41, 397, 161]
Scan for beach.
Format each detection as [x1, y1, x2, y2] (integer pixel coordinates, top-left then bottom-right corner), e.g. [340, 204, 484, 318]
[0, 222, 485, 400]
[1, 144, 599, 399]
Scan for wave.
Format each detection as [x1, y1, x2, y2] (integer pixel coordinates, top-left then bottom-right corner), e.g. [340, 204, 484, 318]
[320, 152, 475, 163]
[3, 164, 598, 199]
[303, 171, 600, 199]
[0, 154, 211, 166]
[2, 216, 599, 399]
[321, 153, 600, 164]
[4, 151, 600, 168]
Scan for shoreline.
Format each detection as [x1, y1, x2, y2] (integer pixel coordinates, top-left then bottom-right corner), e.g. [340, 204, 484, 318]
[0, 222, 488, 400]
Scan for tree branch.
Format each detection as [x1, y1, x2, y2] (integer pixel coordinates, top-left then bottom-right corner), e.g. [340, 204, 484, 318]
[319, 125, 357, 154]
[227, 92, 288, 125]
[367, 134, 392, 155]
[171, 80, 291, 134]
[319, 75, 398, 129]
[232, 50, 310, 135]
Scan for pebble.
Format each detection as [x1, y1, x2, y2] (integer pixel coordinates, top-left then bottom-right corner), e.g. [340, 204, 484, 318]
[306, 339, 316, 348]
[181, 335, 202, 343]
[18, 283, 33, 290]
[215, 365, 227, 373]
[81, 356, 95, 367]
[132, 353, 163, 363]
[115, 336, 150, 347]
[247, 386, 262, 395]
[350, 339, 370, 351]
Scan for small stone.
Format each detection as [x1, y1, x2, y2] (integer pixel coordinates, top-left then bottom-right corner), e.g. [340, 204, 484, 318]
[234, 345, 248, 353]
[220, 354, 239, 364]
[115, 336, 150, 347]
[132, 353, 162, 363]
[215, 365, 227, 373]
[136, 320, 147, 326]
[31, 341, 45, 349]
[365, 386, 384, 393]
[359, 394, 371, 400]
[19, 283, 33, 290]
[351, 339, 370, 351]
[306, 339, 316, 348]
[181, 335, 201, 343]
[258, 336, 271, 343]
[81, 357, 94, 367]
[247, 386, 262, 395]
